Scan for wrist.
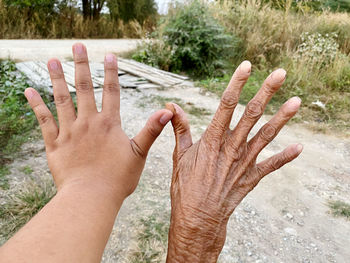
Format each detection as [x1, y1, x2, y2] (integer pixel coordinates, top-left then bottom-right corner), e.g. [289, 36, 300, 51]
[166, 212, 228, 263]
[56, 175, 126, 209]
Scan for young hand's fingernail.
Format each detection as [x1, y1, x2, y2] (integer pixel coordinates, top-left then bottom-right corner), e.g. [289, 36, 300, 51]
[105, 54, 115, 64]
[49, 60, 59, 70]
[25, 88, 35, 100]
[159, 111, 173, 125]
[74, 44, 84, 55]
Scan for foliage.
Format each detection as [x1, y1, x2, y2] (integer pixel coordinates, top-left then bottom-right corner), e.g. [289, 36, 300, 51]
[129, 213, 169, 263]
[0, 60, 54, 171]
[210, 0, 350, 133]
[0, 0, 155, 38]
[0, 178, 56, 241]
[108, 0, 158, 26]
[294, 32, 339, 68]
[133, 0, 243, 78]
[0, 166, 10, 190]
[328, 200, 350, 219]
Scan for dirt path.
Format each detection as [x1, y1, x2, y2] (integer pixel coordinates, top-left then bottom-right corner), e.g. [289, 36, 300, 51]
[5, 72, 350, 262]
[98, 85, 349, 262]
[0, 39, 141, 62]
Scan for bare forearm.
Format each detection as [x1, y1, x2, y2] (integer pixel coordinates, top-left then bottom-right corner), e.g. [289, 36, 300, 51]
[0, 179, 123, 263]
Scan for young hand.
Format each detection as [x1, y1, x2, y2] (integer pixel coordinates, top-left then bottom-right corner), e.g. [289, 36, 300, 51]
[24, 43, 173, 202]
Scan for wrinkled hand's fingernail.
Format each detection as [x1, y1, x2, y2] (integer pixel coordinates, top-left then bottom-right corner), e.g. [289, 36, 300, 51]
[286, 96, 302, 111]
[74, 43, 84, 55]
[49, 60, 59, 70]
[159, 110, 173, 125]
[165, 103, 176, 114]
[105, 53, 115, 64]
[24, 88, 35, 100]
[296, 143, 303, 153]
[271, 68, 287, 81]
[240, 60, 251, 73]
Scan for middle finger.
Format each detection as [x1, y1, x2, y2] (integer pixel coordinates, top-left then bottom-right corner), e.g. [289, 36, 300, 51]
[230, 69, 286, 147]
[72, 43, 97, 117]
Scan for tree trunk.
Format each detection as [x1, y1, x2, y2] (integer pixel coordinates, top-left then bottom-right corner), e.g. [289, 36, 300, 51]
[82, 0, 91, 20]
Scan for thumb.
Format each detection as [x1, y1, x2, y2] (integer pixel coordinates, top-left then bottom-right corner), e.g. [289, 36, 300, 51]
[166, 103, 193, 158]
[132, 109, 173, 157]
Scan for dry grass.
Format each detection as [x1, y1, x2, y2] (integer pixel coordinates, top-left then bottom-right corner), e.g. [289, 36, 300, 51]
[205, 0, 350, 134]
[128, 213, 169, 263]
[0, 177, 56, 243]
[0, 0, 145, 39]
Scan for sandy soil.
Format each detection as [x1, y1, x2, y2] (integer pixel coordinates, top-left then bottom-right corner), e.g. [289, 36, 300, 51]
[2, 45, 349, 261]
[0, 39, 141, 62]
[8, 84, 349, 262]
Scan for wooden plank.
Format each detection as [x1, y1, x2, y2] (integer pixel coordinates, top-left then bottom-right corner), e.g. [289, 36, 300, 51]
[117, 60, 179, 87]
[35, 61, 75, 92]
[16, 62, 52, 89]
[118, 58, 188, 81]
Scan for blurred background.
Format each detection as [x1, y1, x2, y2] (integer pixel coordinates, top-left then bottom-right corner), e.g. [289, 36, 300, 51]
[0, 1, 349, 262]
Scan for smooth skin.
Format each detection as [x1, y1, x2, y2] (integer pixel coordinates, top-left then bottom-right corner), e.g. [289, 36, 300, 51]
[166, 61, 303, 262]
[0, 43, 173, 263]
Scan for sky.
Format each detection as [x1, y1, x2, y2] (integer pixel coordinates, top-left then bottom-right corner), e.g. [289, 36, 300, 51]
[155, 0, 173, 14]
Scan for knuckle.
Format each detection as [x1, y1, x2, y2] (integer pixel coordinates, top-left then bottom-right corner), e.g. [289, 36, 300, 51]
[146, 123, 160, 138]
[245, 101, 263, 120]
[211, 116, 226, 131]
[103, 83, 119, 93]
[38, 113, 52, 125]
[130, 139, 146, 158]
[76, 119, 89, 132]
[271, 155, 284, 170]
[260, 124, 277, 142]
[54, 94, 71, 106]
[220, 93, 238, 110]
[100, 115, 115, 130]
[225, 139, 240, 160]
[50, 72, 65, 80]
[76, 82, 92, 93]
[74, 57, 88, 65]
[235, 72, 249, 83]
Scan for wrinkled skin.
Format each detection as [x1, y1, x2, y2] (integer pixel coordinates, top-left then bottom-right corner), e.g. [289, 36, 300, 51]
[166, 61, 303, 262]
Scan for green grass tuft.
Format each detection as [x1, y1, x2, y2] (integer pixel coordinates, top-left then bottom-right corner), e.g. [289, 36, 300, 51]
[129, 213, 169, 263]
[328, 200, 350, 219]
[0, 178, 56, 242]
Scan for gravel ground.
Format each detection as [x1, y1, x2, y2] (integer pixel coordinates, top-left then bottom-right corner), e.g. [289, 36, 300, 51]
[0, 39, 141, 62]
[4, 70, 350, 262]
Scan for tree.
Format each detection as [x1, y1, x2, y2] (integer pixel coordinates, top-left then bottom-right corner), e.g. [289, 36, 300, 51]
[107, 0, 157, 25]
[81, 0, 106, 20]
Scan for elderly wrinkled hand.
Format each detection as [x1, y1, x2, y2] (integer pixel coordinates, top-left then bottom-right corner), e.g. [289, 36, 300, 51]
[166, 61, 303, 262]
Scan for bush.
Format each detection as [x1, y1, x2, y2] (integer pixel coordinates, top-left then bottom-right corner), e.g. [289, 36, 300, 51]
[133, 0, 243, 78]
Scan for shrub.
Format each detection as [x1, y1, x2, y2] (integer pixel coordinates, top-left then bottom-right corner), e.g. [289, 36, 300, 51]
[134, 0, 243, 78]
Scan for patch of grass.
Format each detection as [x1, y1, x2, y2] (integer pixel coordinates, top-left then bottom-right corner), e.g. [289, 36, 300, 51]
[139, 95, 211, 118]
[129, 213, 169, 263]
[0, 60, 55, 187]
[328, 200, 350, 219]
[0, 178, 56, 242]
[20, 165, 33, 175]
[0, 166, 10, 190]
